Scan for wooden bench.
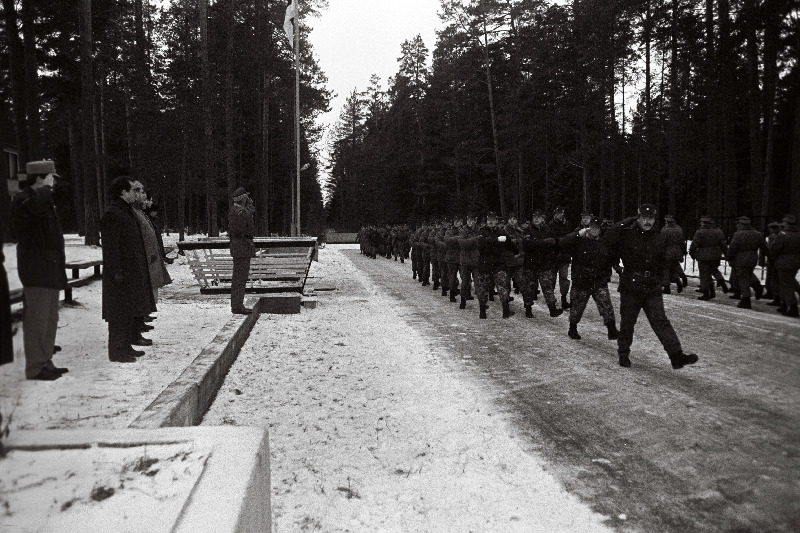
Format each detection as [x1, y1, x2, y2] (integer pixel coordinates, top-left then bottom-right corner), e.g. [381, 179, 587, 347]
[63, 259, 103, 302]
[178, 237, 318, 294]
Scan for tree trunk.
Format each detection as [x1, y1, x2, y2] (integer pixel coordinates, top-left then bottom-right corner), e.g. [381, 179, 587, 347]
[760, 2, 780, 222]
[792, 85, 800, 217]
[200, 0, 217, 236]
[745, 2, 763, 218]
[643, 0, 652, 206]
[225, 0, 236, 211]
[705, 0, 720, 217]
[482, 29, 505, 216]
[21, 0, 41, 160]
[80, 0, 100, 245]
[667, 0, 679, 217]
[2, 0, 29, 165]
[68, 108, 85, 235]
[255, 0, 270, 235]
[718, 0, 737, 218]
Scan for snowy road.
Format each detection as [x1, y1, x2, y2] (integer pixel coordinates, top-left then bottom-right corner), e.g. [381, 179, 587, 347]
[347, 249, 800, 533]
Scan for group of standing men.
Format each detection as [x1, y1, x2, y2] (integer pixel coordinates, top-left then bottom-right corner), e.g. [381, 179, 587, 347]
[3, 161, 172, 379]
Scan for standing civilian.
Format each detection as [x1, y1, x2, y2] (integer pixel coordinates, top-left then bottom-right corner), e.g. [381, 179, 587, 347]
[229, 187, 256, 314]
[8, 161, 69, 380]
[100, 177, 155, 362]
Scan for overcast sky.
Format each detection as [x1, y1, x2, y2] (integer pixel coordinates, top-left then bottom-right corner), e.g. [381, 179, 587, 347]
[307, 0, 442, 175]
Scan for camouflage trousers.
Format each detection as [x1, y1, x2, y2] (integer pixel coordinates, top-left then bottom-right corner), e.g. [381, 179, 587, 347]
[507, 265, 524, 294]
[569, 284, 615, 326]
[521, 268, 558, 310]
[460, 264, 477, 299]
[476, 267, 510, 306]
[553, 262, 571, 296]
[411, 246, 419, 277]
[448, 262, 461, 295]
[438, 261, 450, 291]
[431, 258, 440, 286]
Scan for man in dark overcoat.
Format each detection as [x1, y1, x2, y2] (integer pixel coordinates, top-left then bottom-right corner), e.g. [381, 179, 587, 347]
[229, 187, 256, 314]
[9, 160, 69, 380]
[101, 176, 155, 362]
[1, 248, 14, 367]
[661, 214, 687, 294]
[689, 216, 728, 300]
[606, 204, 698, 369]
[550, 207, 573, 310]
[772, 214, 800, 317]
[727, 215, 768, 309]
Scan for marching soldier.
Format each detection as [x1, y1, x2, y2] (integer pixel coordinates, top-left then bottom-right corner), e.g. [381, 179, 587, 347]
[458, 213, 480, 309]
[558, 216, 619, 340]
[435, 220, 451, 296]
[661, 214, 687, 294]
[606, 204, 698, 369]
[727, 215, 767, 309]
[689, 216, 728, 300]
[772, 214, 800, 317]
[550, 207, 573, 310]
[445, 216, 463, 302]
[522, 209, 563, 318]
[504, 213, 526, 306]
[476, 212, 516, 319]
[765, 221, 781, 305]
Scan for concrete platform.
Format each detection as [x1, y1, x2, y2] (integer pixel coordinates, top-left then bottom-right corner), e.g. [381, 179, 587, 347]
[3, 426, 271, 533]
[259, 293, 302, 314]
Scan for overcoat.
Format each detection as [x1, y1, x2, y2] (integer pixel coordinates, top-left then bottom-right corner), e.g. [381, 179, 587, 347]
[100, 198, 155, 321]
[772, 226, 800, 270]
[229, 203, 256, 258]
[727, 227, 767, 268]
[0, 249, 12, 366]
[606, 219, 667, 295]
[661, 223, 687, 261]
[689, 227, 727, 262]
[558, 231, 614, 290]
[523, 224, 559, 272]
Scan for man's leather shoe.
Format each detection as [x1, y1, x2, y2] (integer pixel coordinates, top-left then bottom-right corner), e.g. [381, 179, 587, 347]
[140, 323, 155, 332]
[29, 367, 62, 380]
[53, 344, 62, 354]
[671, 352, 699, 369]
[109, 353, 137, 363]
[619, 354, 632, 368]
[129, 348, 146, 357]
[46, 361, 69, 374]
[132, 336, 153, 346]
[143, 315, 155, 322]
[232, 307, 252, 315]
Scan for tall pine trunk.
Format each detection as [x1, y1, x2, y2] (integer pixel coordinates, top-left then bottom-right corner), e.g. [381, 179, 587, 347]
[80, 0, 100, 245]
[21, 0, 41, 160]
[745, 2, 763, 218]
[225, 0, 236, 212]
[718, 0, 737, 218]
[68, 108, 85, 235]
[200, 0, 217, 236]
[761, 2, 780, 221]
[2, 0, 29, 164]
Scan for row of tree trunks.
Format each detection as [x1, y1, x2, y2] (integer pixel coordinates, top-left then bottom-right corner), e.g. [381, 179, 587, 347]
[2, 0, 29, 165]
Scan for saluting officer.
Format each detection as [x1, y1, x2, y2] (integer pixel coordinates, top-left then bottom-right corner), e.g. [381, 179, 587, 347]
[229, 187, 256, 315]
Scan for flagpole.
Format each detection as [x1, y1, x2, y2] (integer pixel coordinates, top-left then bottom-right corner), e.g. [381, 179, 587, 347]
[294, 1, 301, 237]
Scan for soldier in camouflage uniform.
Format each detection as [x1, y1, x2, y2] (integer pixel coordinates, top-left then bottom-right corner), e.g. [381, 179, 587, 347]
[428, 220, 442, 290]
[457, 213, 480, 309]
[411, 224, 420, 279]
[504, 213, 525, 308]
[550, 207, 573, 310]
[394, 224, 410, 263]
[522, 209, 563, 318]
[445, 216, 463, 302]
[557, 216, 619, 340]
[476, 212, 517, 319]
[435, 220, 451, 296]
[419, 223, 432, 285]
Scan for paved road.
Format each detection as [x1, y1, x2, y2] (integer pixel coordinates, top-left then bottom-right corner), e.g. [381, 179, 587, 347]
[344, 250, 800, 533]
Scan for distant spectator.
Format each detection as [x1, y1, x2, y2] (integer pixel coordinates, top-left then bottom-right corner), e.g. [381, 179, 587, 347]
[1, 247, 12, 367]
[229, 187, 256, 315]
[145, 199, 173, 264]
[100, 176, 155, 363]
[131, 181, 171, 320]
[8, 160, 69, 380]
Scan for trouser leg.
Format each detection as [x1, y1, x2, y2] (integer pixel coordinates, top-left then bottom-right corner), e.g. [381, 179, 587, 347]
[495, 269, 510, 304]
[448, 263, 460, 293]
[734, 266, 752, 298]
[712, 266, 726, 286]
[440, 262, 449, 291]
[231, 256, 251, 310]
[593, 285, 616, 324]
[460, 265, 474, 298]
[475, 271, 492, 306]
[520, 268, 536, 306]
[23, 287, 59, 378]
[642, 293, 683, 356]
[421, 254, 430, 282]
[617, 292, 643, 356]
[557, 263, 571, 296]
[108, 317, 133, 356]
[568, 287, 591, 325]
[778, 268, 799, 306]
[698, 261, 712, 292]
[537, 269, 558, 310]
[431, 259, 440, 286]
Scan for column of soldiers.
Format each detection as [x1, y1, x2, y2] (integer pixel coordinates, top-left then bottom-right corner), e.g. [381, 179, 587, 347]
[357, 206, 800, 368]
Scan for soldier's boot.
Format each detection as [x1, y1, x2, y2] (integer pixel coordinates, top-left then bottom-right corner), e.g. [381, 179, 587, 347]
[764, 289, 774, 300]
[767, 297, 781, 307]
[737, 297, 752, 309]
[676, 281, 683, 293]
[525, 305, 534, 318]
[662, 285, 671, 295]
[442, 288, 448, 297]
[710, 287, 716, 299]
[432, 281, 439, 290]
[413, 271, 417, 279]
[754, 282, 764, 300]
[606, 322, 619, 340]
[489, 290, 495, 302]
[422, 280, 430, 286]
[680, 272, 688, 287]
[451, 288, 460, 297]
[786, 304, 800, 317]
[670, 352, 699, 369]
[450, 293, 458, 302]
[718, 279, 729, 293]
[400, 258, 404, 263]
[729, 293, 741, 300]
[502, 302, 514, 319]
[549, 305, 563, 318]
[618, 353, 632, 368]
[561, 294, 571, 309]
[459, 297, 467, 310]
[479, 305, 487, 319]
[568, 324, 581, 340]
[698, 291, 713, 301]
[532, 291, 539, 301]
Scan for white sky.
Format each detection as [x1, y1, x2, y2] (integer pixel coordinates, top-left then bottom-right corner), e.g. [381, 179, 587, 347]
[308, 0, 442, 179]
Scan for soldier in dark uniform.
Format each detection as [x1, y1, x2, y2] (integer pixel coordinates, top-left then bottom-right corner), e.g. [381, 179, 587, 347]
[661, 214, 687, 294]
[689, 216, 728, 300]
[772, 214, 800, 317]
[764, 221, 781, 305]
[229, 187, 256, 314]
[504, 213, 525, 305]
[606, 204, 698, 369]
[522, 209, 563, 318]
[458, 214, 480, 309]
[727, 215, 767, 309]
[558, 216, 619, 340]
[476, 212, 516, 319]
[550, 207, 572, 309]
[445, 216, 463, 302]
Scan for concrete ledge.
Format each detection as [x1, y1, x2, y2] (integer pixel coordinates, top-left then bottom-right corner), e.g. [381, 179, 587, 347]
[259, 293, 301, 314]
[4, 426, 271, 533]
[130, 297, 262, 429]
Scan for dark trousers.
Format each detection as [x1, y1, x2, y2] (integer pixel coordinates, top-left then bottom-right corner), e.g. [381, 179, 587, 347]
[778, 268, 800, 306]
[664, 260, 682, 287]
[108, 317, 134, 355]
[553, 262, 571, 296]
[431, 258, 440, 286]
[22, 287, 59, 378]
[231, 256, 251, 310]
[766, 264, 779, 297]
[439, 261, 449, 290]
[618, 291, 682, 357]
[698, 260, 715, 292]
[420, 252, 431, 283]
[460, 264, 477, 298]
[731, 266, 759, 298]
[448, 262, 460, 294]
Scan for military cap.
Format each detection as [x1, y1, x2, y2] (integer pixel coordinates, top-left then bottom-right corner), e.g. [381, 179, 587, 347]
[664, 214, 675, 222]
[466, 212, 477, 220]
[699, 215, 713, 224]
[587, 216, 601, 227]
[767, 221, 780, 228]
[581, 212, 593, 217]
[783, 214, 797, 224]
[507, 212, 518, 219]
[638, 204, 657, 217]
[26, 160, 59, 177]
[554, 206, 565, 214]
[737, 215, 751, 224]
[532, 209, 546, 217]
[486, 211, 498, 219]
[231, 186, 248, 199]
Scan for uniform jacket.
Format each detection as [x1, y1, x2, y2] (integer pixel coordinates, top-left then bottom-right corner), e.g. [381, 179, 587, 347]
[523, 224, 559, 271]
[771, 226, 800, 270]
[661, 222, 687, 261]
[606, 218, 667, 295]
[689, 226, 727, 261]
[435, 227, 449, 262]
[503, 224, 525, 268]
[477, 225, 517, 270]
[229, 203, 256, 258]
[458, 225, 480, 267]
[558, 231, 614, 290]
[727, 227, 767, 268]
[444, 226, 461, 264]
[100, 198, 155, 321]
[9, 185, 67, 290]
[549, 218, 572, 264]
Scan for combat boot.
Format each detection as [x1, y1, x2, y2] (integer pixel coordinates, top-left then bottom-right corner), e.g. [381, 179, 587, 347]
[450, 293, 458, 302]
[670, 352, 699, 369]
[532, 291, 539, 301]
[676, 281, 683, 293]
[568, 324, 581, 340]
[680, 272, 688, 287]
[489, 290, 495, 302]
[606, 322, 619, 340]
[561, 294, 571, 309]
[441, 288, 448, 296]
[618, 353, 632, 368]
[698, 291, 713, 301]
[764, 289, 774, 301]
[737, 297, 752, 309]
[718, 280, 729, 293]
[459, 297, 467, 309]
[479, 305, 487, 319]
[709, 287, 716, 299]
[767, 297, 781, 307]
[525, 305, 534, 318]
[549, 306, 563, 318]
[432, 281, 439, 290]
[754, 283, 764, 300]
[502, 302, 514, 319]
[662, 285, 671, 295]
[729, 293, 741, 300]
[779, 304, 799, 317]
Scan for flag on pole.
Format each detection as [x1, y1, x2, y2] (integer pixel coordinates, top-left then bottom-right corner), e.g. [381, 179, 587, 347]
[283, 0, 297, 44]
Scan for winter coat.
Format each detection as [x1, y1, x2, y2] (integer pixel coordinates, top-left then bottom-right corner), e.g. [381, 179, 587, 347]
[444, 227, 461, 264]
[606, 218, 667, 295]
[689, 227, 727, 262]
[504, 224, 526, 268]
[229, 203, 256, 258]
[477, 225, 517, 270]
[9, 185, 67, 290]
[558, 231, 614, 290]
[100, 198, 155, 321]
[433, 228, 448, 262]
[549, 218, 572, 264]
[0, 249, 12, 366]
[458, 225, 481, 267]
[133, 208, 171, 290]
[523, 224, 559, 272]
[727, 227, 767, 268]
[771, 226, 800, 270]
[661, 223, 687, 261]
